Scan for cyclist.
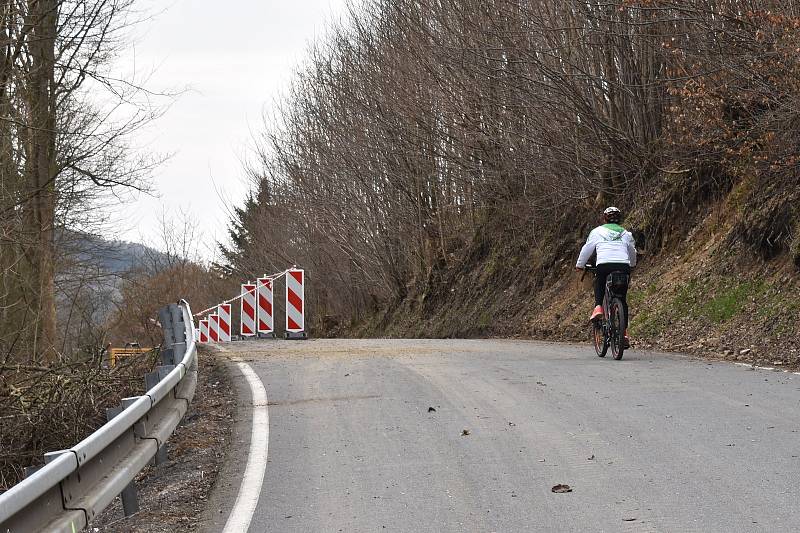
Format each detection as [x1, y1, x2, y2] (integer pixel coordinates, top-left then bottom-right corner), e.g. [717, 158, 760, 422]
[575, 206, 637, 346]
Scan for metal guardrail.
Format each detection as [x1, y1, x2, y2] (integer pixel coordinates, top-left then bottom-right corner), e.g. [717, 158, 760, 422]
[0, 300, 199, 533]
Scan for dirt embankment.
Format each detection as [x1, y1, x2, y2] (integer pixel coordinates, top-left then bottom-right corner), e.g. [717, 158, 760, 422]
[353, 177, 800, 367]
[92, 349, 235, 532]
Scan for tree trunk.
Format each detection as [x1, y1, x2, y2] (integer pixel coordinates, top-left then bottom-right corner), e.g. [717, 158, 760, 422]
[28, 0, 58, 361]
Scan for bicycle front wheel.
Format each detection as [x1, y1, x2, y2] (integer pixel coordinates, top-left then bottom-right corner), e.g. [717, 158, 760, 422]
[609, 298, 626, 360]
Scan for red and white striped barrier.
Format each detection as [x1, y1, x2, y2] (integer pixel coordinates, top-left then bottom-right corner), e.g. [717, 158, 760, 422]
[257, 277, 274, 335]
[218, 303, 232, 342]
[241, 283, 257, 337]
[208, 314, 220, 343]
[199, 319, 209, 343]
[286, 268, 304, 334]
[193, 266, 308, 341]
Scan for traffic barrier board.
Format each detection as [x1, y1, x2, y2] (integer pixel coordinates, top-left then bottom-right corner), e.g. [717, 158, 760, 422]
[199, 319, 209, 343]
[241, 283, 257, 337]
[286, 268, 304, 333]
[257, 277, 274, 334]
[209, 314, 219, 343]
[217, 304, 232, 342]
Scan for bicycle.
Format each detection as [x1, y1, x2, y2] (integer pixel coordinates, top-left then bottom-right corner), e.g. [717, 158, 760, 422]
[582, 265, 629, 360]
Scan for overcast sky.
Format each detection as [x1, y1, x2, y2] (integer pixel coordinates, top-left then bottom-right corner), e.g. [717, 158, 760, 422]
[114, 0, 349, 259]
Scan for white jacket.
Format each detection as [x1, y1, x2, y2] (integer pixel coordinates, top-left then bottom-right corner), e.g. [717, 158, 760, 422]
[576, 224, 637, 268]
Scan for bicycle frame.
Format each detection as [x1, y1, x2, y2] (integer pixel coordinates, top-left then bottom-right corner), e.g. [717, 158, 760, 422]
[583, 266, 626, 319]
[603, 275, 627, 319]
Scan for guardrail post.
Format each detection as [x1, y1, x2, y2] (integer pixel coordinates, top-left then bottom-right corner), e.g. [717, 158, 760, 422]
[43, 450, 73, 512]
[160, 347, 175, 366]
[144, 371, 159, 391]
[157, 365, 176, 380]
[159, 306, 176, 346]
[170, 305, 185, 336]
[169, 345, 186, 361]
[159, 303, 187, 365]
[108, 402, 139, 517]
[154, 444, 168, 466]
[141, 372, 172, 466]
[144, 364, 176, 390]
[106, 404, 124, 420]
[43, 450, 70, 465]
[171, 305, 187, 361]
[23, 465, 42, 478]
[120, 482, 139, 517]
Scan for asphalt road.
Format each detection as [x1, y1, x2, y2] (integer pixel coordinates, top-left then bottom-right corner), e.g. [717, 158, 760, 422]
[208, 339, 800, 532]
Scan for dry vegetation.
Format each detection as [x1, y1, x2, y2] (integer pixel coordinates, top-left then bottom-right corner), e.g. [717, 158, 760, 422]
[1, 0, 164, 364]
[0, 352, 158, 490]
[223, 0, 800, 347]
[0, 3, 227, 491]
[0, 217, 230, 489]
[109, 217, 235, 348]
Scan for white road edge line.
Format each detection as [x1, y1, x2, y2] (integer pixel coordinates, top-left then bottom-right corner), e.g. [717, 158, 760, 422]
[733, 361, 798, 375]
[223, 362, 269, 533]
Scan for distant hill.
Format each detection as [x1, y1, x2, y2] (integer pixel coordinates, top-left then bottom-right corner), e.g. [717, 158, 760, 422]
[53, 231, 171, 324]
[58, 231, 169, 276]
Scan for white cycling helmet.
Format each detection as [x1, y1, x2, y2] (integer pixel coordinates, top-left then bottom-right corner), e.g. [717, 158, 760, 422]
[603, 206, 622, 222]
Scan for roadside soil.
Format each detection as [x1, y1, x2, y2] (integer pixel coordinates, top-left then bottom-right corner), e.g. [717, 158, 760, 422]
[91, 348, 235, 532]
[351, 206, 799, 369]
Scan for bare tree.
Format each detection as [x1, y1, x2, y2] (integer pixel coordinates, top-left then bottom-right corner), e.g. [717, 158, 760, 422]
[223, 0, 800, 331]
[1, 0, 168, 362]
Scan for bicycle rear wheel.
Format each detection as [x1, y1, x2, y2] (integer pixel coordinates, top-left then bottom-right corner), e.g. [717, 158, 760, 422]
[609, 298, 626, 360]
[592, 321, 608, 357]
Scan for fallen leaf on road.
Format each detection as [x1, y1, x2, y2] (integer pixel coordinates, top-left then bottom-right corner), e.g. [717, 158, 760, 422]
[551, 484, 572, 493]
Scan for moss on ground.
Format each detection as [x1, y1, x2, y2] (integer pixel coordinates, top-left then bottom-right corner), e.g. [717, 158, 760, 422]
[756, 290, 800, 336]
[629, 306, 666, 338]
[478, 309, 492, 328]
[628, 282, 657, 307]
[629, 277, 773, 337]
[702, 281, 766, 323]
[663, 278, 768, 324]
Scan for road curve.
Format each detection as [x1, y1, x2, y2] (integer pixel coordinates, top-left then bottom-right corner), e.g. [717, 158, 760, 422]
[210, 339, 800, 532]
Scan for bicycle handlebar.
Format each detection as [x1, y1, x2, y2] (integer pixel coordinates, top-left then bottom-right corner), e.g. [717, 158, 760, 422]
[580, 264, 596, 282]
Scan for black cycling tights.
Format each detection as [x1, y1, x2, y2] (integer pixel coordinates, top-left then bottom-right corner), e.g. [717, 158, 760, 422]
[595, 263, 631, 323]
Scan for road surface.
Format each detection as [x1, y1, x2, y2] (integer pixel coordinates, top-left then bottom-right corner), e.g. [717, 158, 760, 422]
[203, 339, 800, 532]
